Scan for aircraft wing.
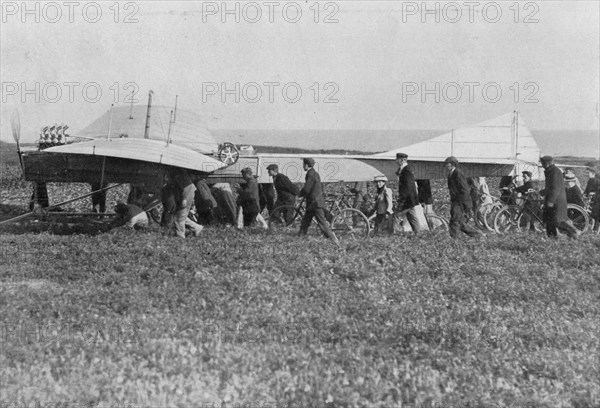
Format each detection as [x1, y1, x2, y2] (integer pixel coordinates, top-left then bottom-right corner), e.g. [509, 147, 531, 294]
[22, 138, 228, 185]
[206, 153, 517, 183]
[44, 138, 227, 172]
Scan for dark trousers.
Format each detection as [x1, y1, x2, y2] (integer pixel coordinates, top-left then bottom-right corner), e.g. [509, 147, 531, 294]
[29, 182, 49, 210]
[243, 210, 258, 227]
[90, 182, 107, 213]
[449, 202, 482, 238]
[543, 208, 578, 238]
[299, 207, 338, 243]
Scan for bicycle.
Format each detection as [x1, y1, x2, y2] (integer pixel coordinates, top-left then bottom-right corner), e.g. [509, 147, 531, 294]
[494, 199, 589, 234]
[268, 191, 371, 239]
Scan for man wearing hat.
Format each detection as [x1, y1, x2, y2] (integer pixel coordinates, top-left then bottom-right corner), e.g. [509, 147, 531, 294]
[395, 153, 428, 234]
[444, 156, 484, 239]
[583, 165, 600, 230]
[299, 158, 340, 246]
[237, 167, 263, 228]
[539, 156, 578, 238]
[267, 164, 300, 225]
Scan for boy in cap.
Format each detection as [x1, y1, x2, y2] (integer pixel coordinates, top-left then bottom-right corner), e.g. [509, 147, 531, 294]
[539, 156, 578, 238]
[395, 153, 428, 234]
[373, 175, 394, 234]
[444, 157, 484, 239]
[267, 163, 300, 225]
[299, 158, 340, 246]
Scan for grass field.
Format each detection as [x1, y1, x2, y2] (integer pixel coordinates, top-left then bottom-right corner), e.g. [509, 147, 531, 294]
[1, 143, 599, 407]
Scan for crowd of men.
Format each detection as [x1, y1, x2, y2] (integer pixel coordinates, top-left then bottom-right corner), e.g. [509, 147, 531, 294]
[81, 154, 600, 241]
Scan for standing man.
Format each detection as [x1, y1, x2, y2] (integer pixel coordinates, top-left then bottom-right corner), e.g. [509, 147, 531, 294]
[267, 164, 300, 224]
[539, 156, 578, 239]
[237, 167, 262, 228]
[444, 157, 484, 239]
[299, 158, 340, 246]
[395, 153, 428, 234]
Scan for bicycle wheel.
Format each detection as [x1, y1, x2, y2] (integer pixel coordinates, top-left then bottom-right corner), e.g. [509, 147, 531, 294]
[494, 206, 522, 234]
[484, 202, 505, 232]
[331, 208, 371, 239]
[474, 203, 489, 230]
[566, 204, 589, 233]
[268, 205, 304, 232]
[425, 213, 449, 235]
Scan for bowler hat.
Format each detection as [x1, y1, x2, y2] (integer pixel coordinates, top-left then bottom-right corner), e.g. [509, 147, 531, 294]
[444, 156, 459, 165]
[396, 153, 408, 159]
[564, 174, 576, 181]
[303, 158, 315, 167]
[266, 164, 278, 172]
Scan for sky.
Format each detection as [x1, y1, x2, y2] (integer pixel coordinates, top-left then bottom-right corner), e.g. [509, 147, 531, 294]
[1, 1, 599, 144]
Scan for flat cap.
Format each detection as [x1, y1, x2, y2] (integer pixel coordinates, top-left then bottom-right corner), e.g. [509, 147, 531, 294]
[241, 167, 253, 175]
[444, 156, 459, 164]
[396, 153, 408, 159]
[374, 175, 388, 182]
[587, 166, 597, 173]
[303, 158, 315, 167]
[266, 164, 278, 171]
[522, 171, 532, 177]
[539, 155, 554, 163]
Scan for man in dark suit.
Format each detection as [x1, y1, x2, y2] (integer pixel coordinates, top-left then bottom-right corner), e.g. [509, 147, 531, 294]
[445, 157, 484, 239]
[267, 164, 300, 224]
[299, 158, 339, 246]
[540, 156, 578, 238]
[395, 153, 427, 233]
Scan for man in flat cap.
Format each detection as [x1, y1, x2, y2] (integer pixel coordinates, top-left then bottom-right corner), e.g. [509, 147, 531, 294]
[237, 167, 266, 229]
[299, 158, 340, 246]
[539, 156, 578, 238]
[268, 163, 300, 225]
[444, 156, 484, 239]
[395, 153, 428, 234]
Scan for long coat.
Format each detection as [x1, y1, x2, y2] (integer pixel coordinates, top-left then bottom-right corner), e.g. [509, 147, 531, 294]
[273, 173, 300, 203]
[397, 165, 420, 210]
[300, 168, 326, 209]
[447, 168, 472, 209]
[543, 164, 568, 222]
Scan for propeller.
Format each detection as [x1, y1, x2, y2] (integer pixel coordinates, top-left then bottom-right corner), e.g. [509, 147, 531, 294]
[10, 109, 25, 174]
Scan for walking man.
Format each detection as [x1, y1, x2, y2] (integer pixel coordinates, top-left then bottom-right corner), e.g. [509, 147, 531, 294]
[395, 153, 428, 234]
[445, 156, 484, 239]
[267, 164, 300, 224]
[298, 158, 340, 246]
[540, 156, 578, 239]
